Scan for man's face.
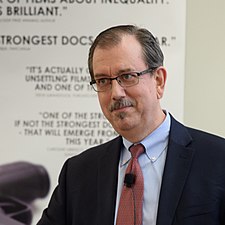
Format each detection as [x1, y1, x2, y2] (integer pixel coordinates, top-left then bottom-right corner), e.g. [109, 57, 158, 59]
[92, 35, 166, 142]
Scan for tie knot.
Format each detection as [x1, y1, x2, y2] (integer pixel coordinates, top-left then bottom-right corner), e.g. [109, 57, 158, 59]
[129, 144, 144, 159]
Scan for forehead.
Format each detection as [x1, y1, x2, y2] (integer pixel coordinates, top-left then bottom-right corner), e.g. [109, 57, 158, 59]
[92, 35, 146, 76]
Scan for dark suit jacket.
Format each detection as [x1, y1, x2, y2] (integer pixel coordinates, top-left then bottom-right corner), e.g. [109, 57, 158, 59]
[37, 116, 225, 225]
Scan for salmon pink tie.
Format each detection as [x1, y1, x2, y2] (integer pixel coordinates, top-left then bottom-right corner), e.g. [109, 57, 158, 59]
[116, 144, 144, 225]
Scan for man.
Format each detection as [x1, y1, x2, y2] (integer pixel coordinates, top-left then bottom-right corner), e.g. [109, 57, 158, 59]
[37, 25, 225, 225]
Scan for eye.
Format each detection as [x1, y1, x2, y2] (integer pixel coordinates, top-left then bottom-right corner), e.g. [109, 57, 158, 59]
[96, 78, 109, 86]
[120, 73, 136, 81]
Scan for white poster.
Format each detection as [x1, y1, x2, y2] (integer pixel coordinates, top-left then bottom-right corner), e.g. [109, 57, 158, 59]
[0, 0, 186, 224]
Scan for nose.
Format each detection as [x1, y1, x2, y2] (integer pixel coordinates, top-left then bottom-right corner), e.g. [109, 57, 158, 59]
[111, 79, 126, 100]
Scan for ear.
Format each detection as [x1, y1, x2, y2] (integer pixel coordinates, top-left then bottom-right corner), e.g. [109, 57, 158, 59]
[154, 66, 167, 99]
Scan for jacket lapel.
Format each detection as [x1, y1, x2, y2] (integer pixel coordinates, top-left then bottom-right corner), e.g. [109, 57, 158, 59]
[156, 116, 195, 225]
[97, 136, 122, 225]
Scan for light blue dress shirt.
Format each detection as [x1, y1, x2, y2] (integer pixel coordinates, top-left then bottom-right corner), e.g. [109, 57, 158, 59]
[114, 112, 171, 225]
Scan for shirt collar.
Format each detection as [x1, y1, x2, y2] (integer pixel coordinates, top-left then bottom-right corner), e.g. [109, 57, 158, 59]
[121, 111, 171, 165]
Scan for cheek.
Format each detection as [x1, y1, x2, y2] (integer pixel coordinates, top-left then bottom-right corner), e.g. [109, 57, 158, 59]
[135, 85, 158, 109]
[142, 81, 158, 99]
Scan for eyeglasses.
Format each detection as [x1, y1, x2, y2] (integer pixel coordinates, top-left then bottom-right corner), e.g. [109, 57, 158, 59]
[90, 68, 156, 92]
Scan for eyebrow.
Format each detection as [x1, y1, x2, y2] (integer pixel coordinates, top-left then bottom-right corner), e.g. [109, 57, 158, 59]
[94, 73, 109, 79]
[94, 68, 134, 79]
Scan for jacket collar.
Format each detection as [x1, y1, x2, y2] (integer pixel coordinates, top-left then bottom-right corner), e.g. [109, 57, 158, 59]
[97, 136, 122, 225]
[156, 115, 195, 225]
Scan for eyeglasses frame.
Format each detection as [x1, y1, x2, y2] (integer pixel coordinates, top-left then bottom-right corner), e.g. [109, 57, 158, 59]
[90, 67, 157, 92]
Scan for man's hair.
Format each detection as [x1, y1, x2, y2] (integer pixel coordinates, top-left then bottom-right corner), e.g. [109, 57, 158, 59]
[88, 24, 164, 79]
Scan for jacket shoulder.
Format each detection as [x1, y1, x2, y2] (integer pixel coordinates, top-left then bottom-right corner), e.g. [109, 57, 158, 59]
[169, 114, 225, 149]
[186, 126, 225, 147]
[65, 136, 122, 170]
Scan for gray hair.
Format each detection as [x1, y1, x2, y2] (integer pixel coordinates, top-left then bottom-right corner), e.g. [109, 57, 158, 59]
[88, 24, 164, 79]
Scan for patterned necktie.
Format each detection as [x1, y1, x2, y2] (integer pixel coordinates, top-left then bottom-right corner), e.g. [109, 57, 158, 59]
[116, 144, 144, 225]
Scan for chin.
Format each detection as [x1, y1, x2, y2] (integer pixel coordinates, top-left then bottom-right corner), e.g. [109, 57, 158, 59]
[113, 117, 136, 131]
